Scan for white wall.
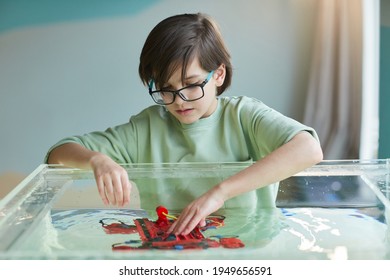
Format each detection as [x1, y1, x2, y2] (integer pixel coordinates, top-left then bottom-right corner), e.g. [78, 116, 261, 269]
[0, 0, 317, 180]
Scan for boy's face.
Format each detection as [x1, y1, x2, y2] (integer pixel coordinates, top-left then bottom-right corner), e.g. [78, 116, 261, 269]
[164, 59, 222, 124]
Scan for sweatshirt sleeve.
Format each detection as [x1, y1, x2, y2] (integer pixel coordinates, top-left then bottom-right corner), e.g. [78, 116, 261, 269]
[239, 97, 320, 160]
[44, 121, 137, 164]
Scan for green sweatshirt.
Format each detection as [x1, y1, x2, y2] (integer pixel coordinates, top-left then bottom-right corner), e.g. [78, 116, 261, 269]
[45, 96, 319, 210]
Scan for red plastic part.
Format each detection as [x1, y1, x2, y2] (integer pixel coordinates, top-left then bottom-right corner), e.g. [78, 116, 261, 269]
[101, 223, 138, 234]
[220, 237, 245, 248]
[155, 205, 169, 227]
[156, 206, 168, 219]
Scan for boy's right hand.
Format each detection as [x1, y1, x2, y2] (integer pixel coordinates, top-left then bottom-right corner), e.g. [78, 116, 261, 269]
[89, 153, 131, 207]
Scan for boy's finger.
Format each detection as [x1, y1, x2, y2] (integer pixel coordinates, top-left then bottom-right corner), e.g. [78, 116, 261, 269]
[112, 175, 124, 206]
[103, 177, 116, 205]
[96, 176, 109, 205]
[122, 178, 131, 206]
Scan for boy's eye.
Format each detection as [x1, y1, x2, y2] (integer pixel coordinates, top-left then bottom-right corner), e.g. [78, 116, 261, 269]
[159, 80, 201, 91]
[159, 84, 173, 91]
[186, 79, 202, 85]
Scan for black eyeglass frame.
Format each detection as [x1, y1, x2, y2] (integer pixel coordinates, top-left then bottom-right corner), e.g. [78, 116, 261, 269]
[148, 71, 214, 105]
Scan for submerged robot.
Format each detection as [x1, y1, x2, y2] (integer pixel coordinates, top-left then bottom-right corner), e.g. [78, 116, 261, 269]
[100, 206, 244, 250]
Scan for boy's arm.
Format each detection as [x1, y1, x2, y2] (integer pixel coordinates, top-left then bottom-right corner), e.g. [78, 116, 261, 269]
[47, 143, 131, 207]
[168, 131, 323, 235]
[47, 142, 101, 169]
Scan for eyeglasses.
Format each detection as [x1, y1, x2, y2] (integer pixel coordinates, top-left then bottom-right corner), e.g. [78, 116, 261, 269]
[148, 71, 214, 105]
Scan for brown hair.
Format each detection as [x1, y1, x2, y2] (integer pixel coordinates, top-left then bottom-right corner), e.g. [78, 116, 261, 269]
[139, 13, 232, 95]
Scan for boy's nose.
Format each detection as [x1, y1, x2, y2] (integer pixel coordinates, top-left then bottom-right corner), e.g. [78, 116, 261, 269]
[173, 93, 185, 105]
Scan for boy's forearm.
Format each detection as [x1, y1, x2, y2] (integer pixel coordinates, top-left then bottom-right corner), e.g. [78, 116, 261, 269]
[47, 142, 101, 169]
[215, 131, 323, 201]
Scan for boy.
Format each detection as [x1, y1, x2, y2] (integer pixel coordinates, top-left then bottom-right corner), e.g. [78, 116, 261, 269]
[46, 13, 323, 235]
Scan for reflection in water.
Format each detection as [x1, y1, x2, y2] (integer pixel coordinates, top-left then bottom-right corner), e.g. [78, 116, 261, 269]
[273, 207, 388, 259]
[10, 205, 390, 259]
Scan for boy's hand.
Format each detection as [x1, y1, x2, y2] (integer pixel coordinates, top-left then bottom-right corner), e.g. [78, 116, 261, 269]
[167, 187, 224, 235]
[90, 153, 131, 207]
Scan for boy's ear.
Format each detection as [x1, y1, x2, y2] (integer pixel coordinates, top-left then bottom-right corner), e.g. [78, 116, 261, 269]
[214, 64, 226, 87]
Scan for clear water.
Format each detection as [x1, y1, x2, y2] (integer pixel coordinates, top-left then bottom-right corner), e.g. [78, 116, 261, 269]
[11, 206, 390, 259]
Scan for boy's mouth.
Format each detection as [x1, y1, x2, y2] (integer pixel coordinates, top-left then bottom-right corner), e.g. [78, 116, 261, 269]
[176, 108, 194, 115]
